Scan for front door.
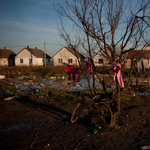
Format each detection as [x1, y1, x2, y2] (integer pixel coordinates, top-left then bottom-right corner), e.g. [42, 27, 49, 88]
[29, 59, 32, 66]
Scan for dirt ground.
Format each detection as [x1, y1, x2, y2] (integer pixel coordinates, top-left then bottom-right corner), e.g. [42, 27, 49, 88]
[0, 92, 150, 150]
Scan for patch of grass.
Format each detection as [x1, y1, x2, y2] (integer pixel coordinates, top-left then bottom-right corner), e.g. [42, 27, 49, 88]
[75, 90, 89, 96]
[50, 92, 62, 99]
[119, 115, 124, 119]
[97, 89, 104, 92]
[62, 93, 73, 103]
[131, 107, 139, 112]
[36, 91, 48, 96]
[44, 73, 57, 79]
[96, 66, 112, 75]
[45, 90, 75, 103]
[121, 96, 128, 101]
[8, 87, 17, 93]
[121, 69, 136, 76]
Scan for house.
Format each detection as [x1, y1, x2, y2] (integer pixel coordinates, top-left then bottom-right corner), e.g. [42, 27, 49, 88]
[0, 47, 16, 66]
[93, 48, 112, 66]
[125, 44, 150, 69]
[15, 46, 51, 66]
[52, 46, 85, 66]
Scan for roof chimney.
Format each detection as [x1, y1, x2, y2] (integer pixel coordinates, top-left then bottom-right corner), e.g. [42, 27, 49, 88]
[27, 46, 29, 49]
[4, 47, 6, 50]
[35, 47, 37, 49]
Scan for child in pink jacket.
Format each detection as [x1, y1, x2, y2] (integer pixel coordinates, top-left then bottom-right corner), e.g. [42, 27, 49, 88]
[111, 62, 124, 88]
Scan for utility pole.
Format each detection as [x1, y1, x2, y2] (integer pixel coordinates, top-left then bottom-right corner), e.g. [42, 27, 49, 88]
[44, 42, 46, 66]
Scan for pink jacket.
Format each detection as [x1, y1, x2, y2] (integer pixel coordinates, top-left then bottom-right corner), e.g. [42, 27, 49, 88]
[85, 61, 92, 74]
[65, 65, 80, 82]
[111, 62, 124, 88]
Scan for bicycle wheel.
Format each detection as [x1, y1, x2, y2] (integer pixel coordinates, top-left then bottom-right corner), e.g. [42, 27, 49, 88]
[92, 103, 113, 131]
[71, 102, 84, 123]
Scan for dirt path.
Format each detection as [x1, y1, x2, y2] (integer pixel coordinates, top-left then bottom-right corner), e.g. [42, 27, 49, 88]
[0, 94, 150, 150]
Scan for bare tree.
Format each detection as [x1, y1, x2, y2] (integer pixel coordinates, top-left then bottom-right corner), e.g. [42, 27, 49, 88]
[55, 0, 150, 126]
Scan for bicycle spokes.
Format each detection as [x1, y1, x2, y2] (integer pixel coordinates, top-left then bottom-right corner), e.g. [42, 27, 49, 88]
[93, 103, 112, 131]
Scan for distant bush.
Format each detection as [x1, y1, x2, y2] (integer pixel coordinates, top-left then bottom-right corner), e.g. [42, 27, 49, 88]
[0, 66, 66, 77]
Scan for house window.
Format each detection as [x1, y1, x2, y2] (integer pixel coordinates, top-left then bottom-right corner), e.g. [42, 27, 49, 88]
[20, 59, 23, 63]
[99, 59, 103, 64]
[58, 59, 62, 63]
[29, 59, 32, 64]
[68, 59, 73, 63]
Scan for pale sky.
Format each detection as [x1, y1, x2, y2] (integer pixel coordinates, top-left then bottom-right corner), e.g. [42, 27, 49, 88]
[0, 0, 149, 57]
[0, 0, 66, 57]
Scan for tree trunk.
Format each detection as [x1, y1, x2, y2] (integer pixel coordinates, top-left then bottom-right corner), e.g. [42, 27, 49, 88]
[111, 114, 117, 127]
[109, 76, 121, 127]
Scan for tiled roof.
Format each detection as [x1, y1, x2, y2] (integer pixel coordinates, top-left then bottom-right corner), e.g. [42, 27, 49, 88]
[126, 50, 150, 59]
[26, 47, 51, 58]
[16, 47, 51, 58]
[0, 49, 16, 58]
[65, 46, 85, 59]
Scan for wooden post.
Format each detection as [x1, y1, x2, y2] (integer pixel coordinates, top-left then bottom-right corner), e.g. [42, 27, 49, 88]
[44, 42, 46, 66]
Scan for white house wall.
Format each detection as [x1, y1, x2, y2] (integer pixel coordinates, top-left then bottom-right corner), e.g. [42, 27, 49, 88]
[124, 59, 131, 68]
[0, 58, 8, 66]
[37, 58, 44, 66]
[15, 49, 41, 66]
[93, 52, 110, 66]
[125, 59, 150, 69]
[53, 48, 79, 66]
[142, 59, 150, 68]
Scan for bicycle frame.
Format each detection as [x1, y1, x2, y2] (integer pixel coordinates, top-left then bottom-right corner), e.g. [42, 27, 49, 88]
[71, 94, 113, 131]
[81, 95, 94, 113]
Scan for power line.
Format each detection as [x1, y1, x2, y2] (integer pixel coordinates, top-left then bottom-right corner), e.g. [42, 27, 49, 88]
[45, 43, 62, 46]
[0, 43, 43, 48]
[0, 42, 62, 49]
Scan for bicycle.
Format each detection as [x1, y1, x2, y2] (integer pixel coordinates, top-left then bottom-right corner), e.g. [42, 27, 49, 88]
[71, 94, 113, 131]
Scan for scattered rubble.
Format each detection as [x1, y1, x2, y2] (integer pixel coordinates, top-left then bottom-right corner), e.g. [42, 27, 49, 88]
[0, 75, 5, 79]
[1, 75, 150, 101]
[4, 96, 20, 101]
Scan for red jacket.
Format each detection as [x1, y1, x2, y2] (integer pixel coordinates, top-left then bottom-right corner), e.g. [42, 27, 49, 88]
[65, 65, 80, 82]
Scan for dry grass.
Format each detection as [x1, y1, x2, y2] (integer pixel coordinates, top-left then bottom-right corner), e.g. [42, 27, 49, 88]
[1, 65, 150, 78]
[0, 65, 67, 78]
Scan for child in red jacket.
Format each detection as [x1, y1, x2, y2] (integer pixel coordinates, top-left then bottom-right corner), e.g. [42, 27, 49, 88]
[65, 65, 80, 82]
